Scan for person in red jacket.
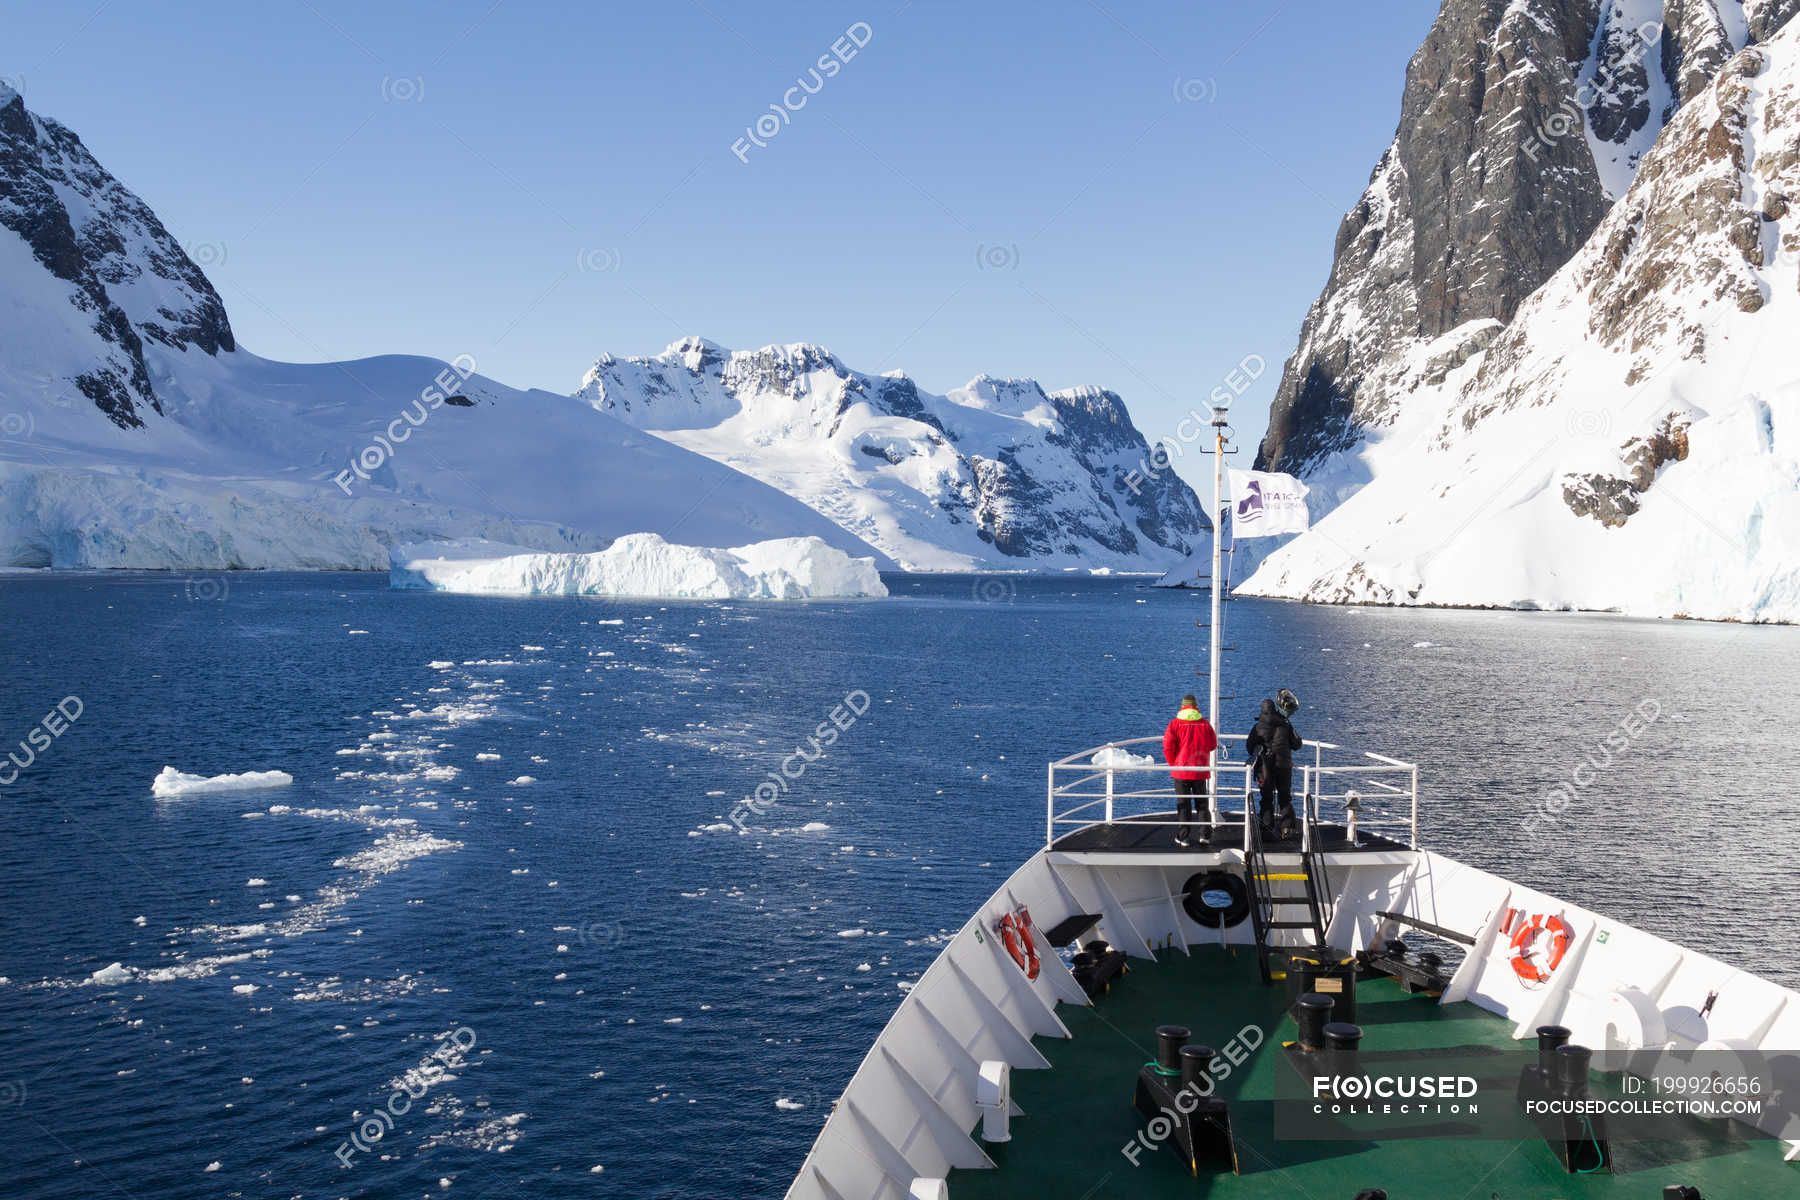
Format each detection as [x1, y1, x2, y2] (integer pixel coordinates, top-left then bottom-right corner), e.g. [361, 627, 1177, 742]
[1162, 694, 1219, 847]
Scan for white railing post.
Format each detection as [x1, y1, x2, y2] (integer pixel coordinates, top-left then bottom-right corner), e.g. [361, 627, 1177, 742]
[1104, 766, 1115, 824]
[1046, 762, 1056, 848]
[1243, 765, 1253, 855]
[1300, 766, 1312, 853]
[1206, 748, 1219, 827]
[1410, 764, 1420, 848]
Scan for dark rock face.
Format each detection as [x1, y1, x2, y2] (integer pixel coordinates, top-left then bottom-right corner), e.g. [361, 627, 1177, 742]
[1255, 0, 1798, 480]
[1257, 0, 1611, 474]
[1662, 0, 1738, 108]
[1562, 415, 1692, 525]
[0, 87, 234, 427]
[1469, 39, 1791, 429]
[1750, 0, 1800, 40]
[1589, 16, 1659, 144]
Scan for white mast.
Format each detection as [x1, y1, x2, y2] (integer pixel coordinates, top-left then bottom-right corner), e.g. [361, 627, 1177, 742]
[1207, 402, 1229, 826]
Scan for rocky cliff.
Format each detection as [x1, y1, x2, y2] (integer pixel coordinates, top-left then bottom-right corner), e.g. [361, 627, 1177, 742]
[0, 82, 233, 427]
[1254, 0, 1799, 508]
[1240, 14, 1800, 622]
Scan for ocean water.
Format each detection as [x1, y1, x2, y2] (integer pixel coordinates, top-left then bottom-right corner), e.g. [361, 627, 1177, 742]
[2, 572, 1797, 1199]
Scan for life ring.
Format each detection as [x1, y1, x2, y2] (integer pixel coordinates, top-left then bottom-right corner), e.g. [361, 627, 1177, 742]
[998, 907, 1041, 980]
[1181, 871, 1250, 928]
[1509, 912, 1572, 984]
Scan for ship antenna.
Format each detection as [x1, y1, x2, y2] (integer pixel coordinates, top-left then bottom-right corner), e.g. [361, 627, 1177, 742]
[1206, 399, 1232, 827]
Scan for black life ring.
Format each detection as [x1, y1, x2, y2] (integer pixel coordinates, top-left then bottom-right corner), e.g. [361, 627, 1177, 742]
[1182, 871, 1249, 928]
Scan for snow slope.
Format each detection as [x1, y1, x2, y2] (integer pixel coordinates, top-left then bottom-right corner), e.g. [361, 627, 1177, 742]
[1241, 25, 1800, 622]
[0, 85, 887, 570]
[574, 339, 1207, 572]
[389, 534, 887, 599]
[0, 346, 889, 569]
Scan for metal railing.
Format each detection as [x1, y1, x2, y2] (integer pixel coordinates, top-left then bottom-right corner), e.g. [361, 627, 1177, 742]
[1046, 735, 1420, 852]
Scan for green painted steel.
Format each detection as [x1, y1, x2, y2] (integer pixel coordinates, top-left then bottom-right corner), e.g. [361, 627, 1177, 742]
[953, 945, 1789, 1198]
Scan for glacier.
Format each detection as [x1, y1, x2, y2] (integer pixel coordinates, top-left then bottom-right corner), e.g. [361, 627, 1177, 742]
[389, 533, 888, 599]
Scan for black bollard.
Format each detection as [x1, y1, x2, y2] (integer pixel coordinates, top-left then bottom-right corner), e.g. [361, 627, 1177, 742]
[1295, 994, 1333, 1052]
[1179, 1043, 1216, 1092]
[1324, 1022, 1363, 1052]
[1556, 1043, 1593, 1097]
[1537, 1025, 1572, 1076]
[1156, 1024, 1190, 1074]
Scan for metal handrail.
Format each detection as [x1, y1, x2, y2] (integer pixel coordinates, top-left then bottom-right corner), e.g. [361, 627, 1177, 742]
[1047, 736, 1421, 851]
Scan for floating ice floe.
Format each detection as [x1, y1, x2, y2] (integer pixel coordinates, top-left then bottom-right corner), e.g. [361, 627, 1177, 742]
[90, 962, 132, 986]
[690, 823, 736, 836]
[776, 1098, 805, 1111]
[152, 767, 294, 798]
[1091, 746, 1154, 768]
[389, 533, 888, 600]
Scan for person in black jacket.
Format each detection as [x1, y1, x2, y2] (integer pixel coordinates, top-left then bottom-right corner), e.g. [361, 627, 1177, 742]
[1245, 697, 1303, 837]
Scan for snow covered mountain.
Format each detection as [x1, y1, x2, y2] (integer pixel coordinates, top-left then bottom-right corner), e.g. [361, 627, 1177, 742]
[573, 339, 1207, 571]
[1256, 0, 1799, 502]
[0, 82, 884, 569]
[1242, 12, 1800, 622]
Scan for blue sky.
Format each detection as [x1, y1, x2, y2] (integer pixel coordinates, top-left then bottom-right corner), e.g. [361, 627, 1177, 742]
[3, 0, 1435, 480]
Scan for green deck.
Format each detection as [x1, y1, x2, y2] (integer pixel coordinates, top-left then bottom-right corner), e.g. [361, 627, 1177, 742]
[953, 945, 1789, 1199]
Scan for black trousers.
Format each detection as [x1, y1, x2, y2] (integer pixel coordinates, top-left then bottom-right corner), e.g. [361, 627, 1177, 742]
[1258, 763, 1294, 821]
[1174, 777, 1209, 841]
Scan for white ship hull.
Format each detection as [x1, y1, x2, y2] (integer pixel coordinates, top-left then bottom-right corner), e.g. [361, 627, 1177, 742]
[784, 743, 1800, 1198]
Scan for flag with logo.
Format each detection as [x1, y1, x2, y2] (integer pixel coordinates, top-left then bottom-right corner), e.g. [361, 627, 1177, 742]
[1228, 469, 1310, 537]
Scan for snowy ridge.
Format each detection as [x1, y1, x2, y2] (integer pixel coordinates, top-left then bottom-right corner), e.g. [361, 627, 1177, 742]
[0, 91, 889, 570]
[0, 84, 234, 428]
[0, 349, 886, 569]
[575, 338, 1207, 572]
[1241, 23, 1800, 622]
[2, 80, 1197, 575]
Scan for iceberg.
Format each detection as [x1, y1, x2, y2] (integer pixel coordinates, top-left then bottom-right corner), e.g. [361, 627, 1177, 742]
[389, 533, 887, 600]
[1091, 746, 1155, 768]
[152, 766, 295, 798]
[90, 962, 133, 986]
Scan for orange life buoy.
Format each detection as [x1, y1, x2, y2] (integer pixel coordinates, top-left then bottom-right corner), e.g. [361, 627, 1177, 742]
[1509, 912, 1572, 984]
[998, 906, 1041, 980]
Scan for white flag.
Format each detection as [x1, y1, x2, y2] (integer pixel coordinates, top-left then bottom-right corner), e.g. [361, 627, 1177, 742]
[1228, 469, 1310, 537]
